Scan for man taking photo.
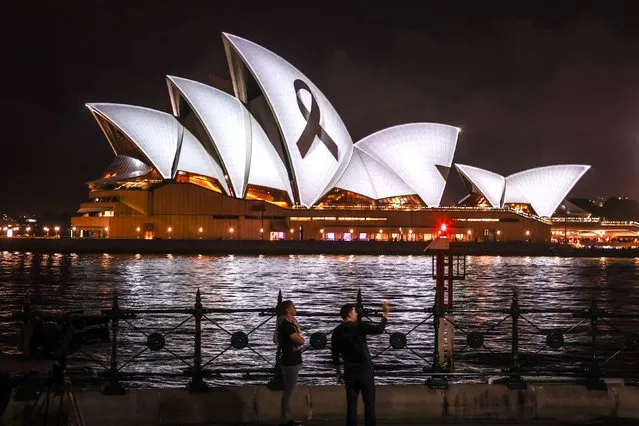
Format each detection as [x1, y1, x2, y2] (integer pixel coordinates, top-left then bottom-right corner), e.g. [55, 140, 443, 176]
[331, 300, 390, 426]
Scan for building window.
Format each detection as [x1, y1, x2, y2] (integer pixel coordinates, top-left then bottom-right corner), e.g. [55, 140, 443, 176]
[270, 231, 285, 241]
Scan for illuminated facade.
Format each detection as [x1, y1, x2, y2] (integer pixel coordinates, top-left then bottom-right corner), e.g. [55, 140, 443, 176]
[72, 33, 563, 241]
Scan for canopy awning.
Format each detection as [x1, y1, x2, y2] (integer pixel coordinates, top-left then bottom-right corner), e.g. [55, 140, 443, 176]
[76, 207, 107, 213]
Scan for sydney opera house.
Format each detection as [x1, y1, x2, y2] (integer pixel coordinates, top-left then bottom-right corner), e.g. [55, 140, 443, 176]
[71, 33, 590, 242]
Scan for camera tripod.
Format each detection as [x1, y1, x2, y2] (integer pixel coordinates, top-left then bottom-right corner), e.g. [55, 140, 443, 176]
[23, 363, 84, 426]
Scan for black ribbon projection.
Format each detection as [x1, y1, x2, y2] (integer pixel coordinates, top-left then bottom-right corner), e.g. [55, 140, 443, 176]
[293, 79, 339, 161]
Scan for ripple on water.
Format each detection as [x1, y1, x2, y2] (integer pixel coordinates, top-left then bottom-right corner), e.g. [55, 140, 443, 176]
[1, 252, 638, 386]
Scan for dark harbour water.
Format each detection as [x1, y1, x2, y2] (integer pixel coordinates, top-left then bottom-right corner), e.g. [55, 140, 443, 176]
[1, 251, 638, 387]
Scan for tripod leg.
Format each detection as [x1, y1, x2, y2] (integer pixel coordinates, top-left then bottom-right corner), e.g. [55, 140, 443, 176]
[67, 390, 85, 426]
[56, 389, 65, 426]
[40, 382, 53, 426]
[25, 382, 46, 426]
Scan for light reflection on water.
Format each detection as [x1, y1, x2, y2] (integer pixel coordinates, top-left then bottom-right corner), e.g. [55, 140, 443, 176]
[0, 252, 638, 387]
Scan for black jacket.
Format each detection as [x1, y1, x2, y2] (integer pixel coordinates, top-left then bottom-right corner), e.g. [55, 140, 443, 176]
[331, 317, 387, 367]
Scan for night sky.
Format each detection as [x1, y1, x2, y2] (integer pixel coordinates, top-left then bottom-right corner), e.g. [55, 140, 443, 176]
[3, 0, 639, 216]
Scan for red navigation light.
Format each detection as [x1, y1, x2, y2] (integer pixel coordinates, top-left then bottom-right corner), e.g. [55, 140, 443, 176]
[438, 221, 449, 238]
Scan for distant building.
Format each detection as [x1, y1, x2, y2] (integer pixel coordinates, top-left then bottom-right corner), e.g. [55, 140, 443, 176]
[548, 197, 639, 247]
[71, 34, 589, 242]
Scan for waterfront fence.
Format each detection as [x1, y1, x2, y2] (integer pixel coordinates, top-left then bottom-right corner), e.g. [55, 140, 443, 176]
[2, 289, 638, 394]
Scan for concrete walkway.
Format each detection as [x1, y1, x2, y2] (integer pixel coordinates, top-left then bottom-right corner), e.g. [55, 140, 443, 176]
[168, 421, 639, 426]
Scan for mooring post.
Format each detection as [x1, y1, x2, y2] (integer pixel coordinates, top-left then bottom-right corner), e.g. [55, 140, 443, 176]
[427, 295, 448, 389]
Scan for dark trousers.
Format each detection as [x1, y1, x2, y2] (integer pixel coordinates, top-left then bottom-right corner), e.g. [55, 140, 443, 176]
[344, 363, 376, 426]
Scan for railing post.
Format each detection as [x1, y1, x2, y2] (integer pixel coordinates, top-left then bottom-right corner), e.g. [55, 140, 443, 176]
[103, 293, 125, 395]
[427, 295, 448, 389]
[584, 297, 607, 390]
[188, 288, 210, 392]
[268, 290, 284, 390]
[505, 292, 526, 389]
[356, 289, 364, 317]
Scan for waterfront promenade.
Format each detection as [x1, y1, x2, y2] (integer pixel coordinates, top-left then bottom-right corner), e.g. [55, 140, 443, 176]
[5, 384, 639, 425]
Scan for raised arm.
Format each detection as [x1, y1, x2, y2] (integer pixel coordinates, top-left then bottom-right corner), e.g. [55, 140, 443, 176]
[358, 301, 390, 335]
[358, 316, 387, 335]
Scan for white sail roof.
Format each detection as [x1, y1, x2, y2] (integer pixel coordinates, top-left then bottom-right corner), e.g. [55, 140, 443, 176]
[504, 165, 591, 217]
[355, 123, 460, 207]
[247, 114, 294, 201]
[455, 164, 505, 208]
[336, 149, 415, 199]
[502, 180, 529, 204]
[86, 103, 180, 179]
[177, 129, 230, 195]
[166, 76, 251, 197]
[223, 33, 354, 207]
[334, 149, 377, 199]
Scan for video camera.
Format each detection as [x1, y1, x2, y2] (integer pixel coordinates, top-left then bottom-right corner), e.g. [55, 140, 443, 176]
[13, 310, 111, 360]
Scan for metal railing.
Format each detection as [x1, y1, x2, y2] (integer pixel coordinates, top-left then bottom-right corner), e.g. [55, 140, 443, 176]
[3, 289, 639, 393]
